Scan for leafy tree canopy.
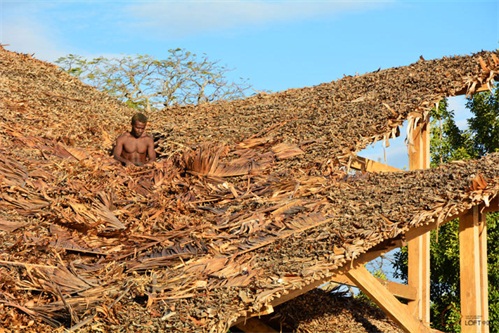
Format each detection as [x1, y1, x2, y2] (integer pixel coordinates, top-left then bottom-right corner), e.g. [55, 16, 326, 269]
[56, 49, 252, 111]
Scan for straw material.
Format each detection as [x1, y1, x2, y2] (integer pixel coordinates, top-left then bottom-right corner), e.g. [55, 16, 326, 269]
[1, 46, 499, 332]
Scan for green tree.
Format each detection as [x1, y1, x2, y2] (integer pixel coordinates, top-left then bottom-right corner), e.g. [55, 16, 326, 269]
[393, 85, 499, 332]
[467, 86, 499, 155]
[55, 49, 252, 111]
[429, 98, 475, 166]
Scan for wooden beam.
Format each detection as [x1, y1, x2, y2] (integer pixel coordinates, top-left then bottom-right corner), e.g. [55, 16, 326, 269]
[403, 197, 499, 241]
[404, 215, 460, 241]
[459, 207, 481, 332]
[348, 155, 402, 173]
[235, 317, 279, 333]
[356, 239, 403, 263]
[346, 264, 431, 333]
[407, 119, 431, 324]
[477, 209, 489, 333]
[265, 278, 325, 309]
[479, 212, 489, 333]
[328, 272, 417, 301]
[408, 119, 430, 171]
[407, 233, 430, 323]
[376, 278, 418, 302]
[459, 207, 489, 333]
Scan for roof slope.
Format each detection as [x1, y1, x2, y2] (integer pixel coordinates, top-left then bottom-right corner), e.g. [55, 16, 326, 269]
[1, 46, 499, 332]
[152, 51, 498, 170]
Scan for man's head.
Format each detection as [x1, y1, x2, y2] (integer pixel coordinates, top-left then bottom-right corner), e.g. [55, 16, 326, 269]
[130, 113, 148, 138]
[131, 113, 148, 125]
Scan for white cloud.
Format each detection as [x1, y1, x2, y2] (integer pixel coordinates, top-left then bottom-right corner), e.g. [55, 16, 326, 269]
[1, 17, 67, 61]
[125, 0, 389, 37]
[1, 2, 70, 61]
[1, 0, 393, 62]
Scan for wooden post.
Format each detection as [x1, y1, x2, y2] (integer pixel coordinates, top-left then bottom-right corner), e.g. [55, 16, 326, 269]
[479, 212, 489, 333]
[407, 233, 430, 322]
[407, 120, 431, 324]
[459, 207, 489, 333]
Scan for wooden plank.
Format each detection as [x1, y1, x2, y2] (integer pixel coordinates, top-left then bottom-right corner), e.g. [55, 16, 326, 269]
[479, 212, 489, 333]
[356, 239, 403, 263]
[404, 216, 460, 241]
[403, 197, 499, 241]
[376, 278, 418, 301]
[407, 120, 431, 324]
[264, 278, 324, 310]
[407, 233, 430, 323]
[459, 206, 483, 333]
[235, 317, 279, 333]
[408, 120, 430, 171]
[348, 155, 402, 172]
[328, 272, 417, 301]
[346, 264, 431, 333]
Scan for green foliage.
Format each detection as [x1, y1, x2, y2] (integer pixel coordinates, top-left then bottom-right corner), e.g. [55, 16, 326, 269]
[55, 49, 252, 111]
[467, 87, 499, 156]
[429, 98, 476, 167]
[392, 84, 499, 332]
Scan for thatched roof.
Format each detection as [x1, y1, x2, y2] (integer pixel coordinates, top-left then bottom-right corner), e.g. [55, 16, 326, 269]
[1, 45, 499, 332]
[152, 50, 498, 169]
[257, 289, 404, 332]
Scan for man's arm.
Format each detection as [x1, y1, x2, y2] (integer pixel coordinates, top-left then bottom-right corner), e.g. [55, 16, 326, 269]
[146, 137, 157, 163]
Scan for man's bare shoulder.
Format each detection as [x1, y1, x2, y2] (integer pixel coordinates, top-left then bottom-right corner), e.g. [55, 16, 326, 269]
[117, 132, 132, 137]
[142, 133, 154, 141]
[116, 132, 132, 140]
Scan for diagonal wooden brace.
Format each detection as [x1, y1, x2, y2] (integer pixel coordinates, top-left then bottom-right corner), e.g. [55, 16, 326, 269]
[346, 264, 431, 333]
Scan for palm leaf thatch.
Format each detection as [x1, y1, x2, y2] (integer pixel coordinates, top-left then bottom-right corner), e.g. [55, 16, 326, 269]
[1, 46, 499, 332]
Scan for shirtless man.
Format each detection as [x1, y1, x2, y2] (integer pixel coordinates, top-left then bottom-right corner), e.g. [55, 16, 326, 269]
[113, 113, 156, 166]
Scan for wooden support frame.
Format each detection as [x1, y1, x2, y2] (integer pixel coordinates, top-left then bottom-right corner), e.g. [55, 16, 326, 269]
[459, 207, 489, 333]
[234, 81, 499, 332]
[407, 119, 431, 324]
[232, 197, 497, 332]
[479, 212, 489, 333]
[347, 264, 430, 333]
[328, 273, 417, 301]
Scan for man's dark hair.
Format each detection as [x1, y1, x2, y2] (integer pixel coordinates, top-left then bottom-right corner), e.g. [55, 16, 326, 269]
[131, 113, 148, 124]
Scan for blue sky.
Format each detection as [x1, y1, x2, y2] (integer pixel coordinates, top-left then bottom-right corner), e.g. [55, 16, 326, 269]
[1, 0, 498, 169]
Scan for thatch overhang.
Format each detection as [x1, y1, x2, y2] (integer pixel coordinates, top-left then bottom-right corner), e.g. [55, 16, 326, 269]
[1, 46, 498, 332]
